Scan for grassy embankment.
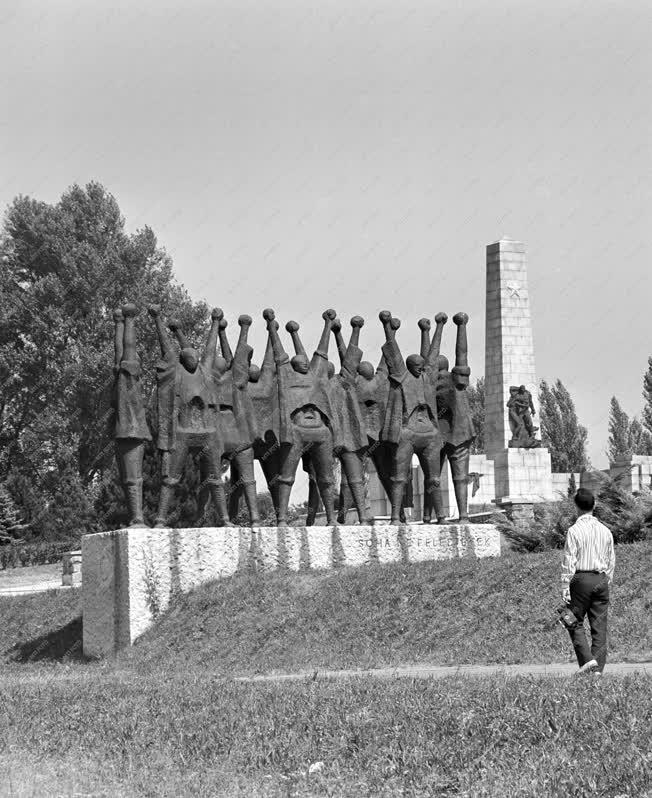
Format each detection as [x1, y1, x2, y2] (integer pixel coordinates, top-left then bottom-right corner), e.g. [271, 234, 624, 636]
[2, 540, 651, 673]
[1, 541, 651, 796]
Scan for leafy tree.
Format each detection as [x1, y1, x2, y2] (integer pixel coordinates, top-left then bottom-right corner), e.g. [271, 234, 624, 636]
[606, 396, 652, 462]
[467, 377, 485, 454]
[607, 397, 630, 462]
[538, 379, 589, 472]
[0, 182, 208, 537]
[627, 417, 652, 457]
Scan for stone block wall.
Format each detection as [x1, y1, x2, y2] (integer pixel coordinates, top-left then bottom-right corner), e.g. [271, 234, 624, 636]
[82, 524, 501, 657]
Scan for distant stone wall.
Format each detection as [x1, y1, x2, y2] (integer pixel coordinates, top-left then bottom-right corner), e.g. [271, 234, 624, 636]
[82, 524, 501, 657]
[550, 473, 580, 499]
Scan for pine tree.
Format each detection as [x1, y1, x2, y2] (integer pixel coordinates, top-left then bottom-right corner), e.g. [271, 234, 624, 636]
[538, 379, 589, 472]
[642, 356, 652, 436]
[607, 397, 632, 462]
[0, 483, 29, 542]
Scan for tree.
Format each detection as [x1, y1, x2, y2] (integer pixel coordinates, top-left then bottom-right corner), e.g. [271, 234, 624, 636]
[606, 396, 652, 463]
[627, 417, 652, 457]
[642, 356, 652, 436]
[467, 377, 485, 454]
[0, 182, 208, 537]
[0, 483, 29, 543]
[538, 379, 589, 472]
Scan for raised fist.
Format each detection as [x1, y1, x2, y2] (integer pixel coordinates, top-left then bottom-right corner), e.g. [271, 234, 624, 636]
[418, 318, 431, 332]
[147, 304, 161, 318]
[435, 312, 448, 325]
[391, 317, 401, 331]
[379, 310, 392, 324]
[262, 308, 275, 322]
[121, 303, 138, 318]
[322, 308, 337, 321]
[286, 320, 300, 333]
[218, 318, 228, 330]
[113, 308, 123, 322]
[238, 314, 252, 326]
[453, 312, 468, 326]
[350, 315, 365, 328]
[211, 307, 224, 321]
[331, 318, 342, 334]
[168, 318, 181, 332]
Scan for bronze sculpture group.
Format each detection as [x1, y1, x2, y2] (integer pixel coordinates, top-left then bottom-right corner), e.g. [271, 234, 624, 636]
[111, 305, 478, 528]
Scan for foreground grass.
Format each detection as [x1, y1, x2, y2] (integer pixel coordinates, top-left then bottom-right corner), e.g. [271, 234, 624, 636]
[1, 671, 651, 797]
[1, 540, 651, 674]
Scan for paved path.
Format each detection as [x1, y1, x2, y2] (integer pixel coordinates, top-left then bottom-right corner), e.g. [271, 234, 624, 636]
[234, 661, 652, 682]
[0, 564, 72, 597]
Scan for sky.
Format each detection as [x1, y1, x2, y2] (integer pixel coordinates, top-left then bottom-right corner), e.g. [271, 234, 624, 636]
[2, 0, 651, 472]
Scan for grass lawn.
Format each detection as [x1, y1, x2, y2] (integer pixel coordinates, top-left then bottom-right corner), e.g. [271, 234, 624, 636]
[1, 540, 650, 796]
[1, 671, 651, 797]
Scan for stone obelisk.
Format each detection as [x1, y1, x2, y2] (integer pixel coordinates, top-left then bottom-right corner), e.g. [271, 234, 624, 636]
[485, 238, 553, 515]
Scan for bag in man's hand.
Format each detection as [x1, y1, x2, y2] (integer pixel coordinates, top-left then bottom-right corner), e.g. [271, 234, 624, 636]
[556, 604, 579, 630]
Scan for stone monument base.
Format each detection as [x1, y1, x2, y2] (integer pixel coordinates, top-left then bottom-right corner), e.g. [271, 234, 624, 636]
[493, 447, 554, 505]
[82, 524, 500, 658]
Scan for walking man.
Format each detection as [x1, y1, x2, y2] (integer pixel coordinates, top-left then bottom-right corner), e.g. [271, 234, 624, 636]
[561, 488, 615, 674]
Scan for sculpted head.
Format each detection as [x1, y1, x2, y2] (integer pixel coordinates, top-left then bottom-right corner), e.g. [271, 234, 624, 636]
[438, 355, 449, 373]
[357, 361, 375, 381]
[291, 354, 309, 374]
[180, 347, 199, 373]
[248, 364, 261, 383]
[327, 361, 335, 379]
[406, 354, 425, 378]
[213, 355, 227, 375]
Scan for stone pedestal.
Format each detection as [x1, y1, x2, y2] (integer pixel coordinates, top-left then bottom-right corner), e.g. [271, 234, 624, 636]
[62, 550, 82, 587]
[82, 524, 501, 658]
[493, 447, 554, 505]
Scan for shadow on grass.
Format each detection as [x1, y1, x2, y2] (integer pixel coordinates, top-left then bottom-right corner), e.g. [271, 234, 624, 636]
[6, 616, 85, 663]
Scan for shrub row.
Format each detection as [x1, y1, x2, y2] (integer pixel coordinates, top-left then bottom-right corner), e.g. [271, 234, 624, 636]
[497, 477, 652, 552]
[0, 540, 79, 570]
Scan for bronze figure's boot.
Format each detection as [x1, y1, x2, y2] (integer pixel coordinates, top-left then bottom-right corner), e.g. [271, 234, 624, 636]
[348, 480, 372, 525]
[276, 481, 293, 527]
[210, 481, 234, 527]
[453, 479, 469, 522]
[390, 481, 405, 524]
[318, 481, 337, 526]
[243, 480, 260, 527]
[126, 479, 146, 527]
[155, 483, 175, 528]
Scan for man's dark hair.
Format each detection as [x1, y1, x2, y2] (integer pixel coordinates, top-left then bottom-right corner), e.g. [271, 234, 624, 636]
[574, 488, 595, 512]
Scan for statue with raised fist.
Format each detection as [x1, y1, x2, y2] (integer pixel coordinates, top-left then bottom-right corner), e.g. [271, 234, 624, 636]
[264, 308, 341, 526]
[148, 305, 231, 527]
[111, 304, 151, 527]
[201, 312, 260, 526]
[422, 312, 476, 523]
[378, 310, 442, 524]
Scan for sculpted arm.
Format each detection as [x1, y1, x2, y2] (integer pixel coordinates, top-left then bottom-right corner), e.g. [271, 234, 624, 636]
[148, 305, 174, 360]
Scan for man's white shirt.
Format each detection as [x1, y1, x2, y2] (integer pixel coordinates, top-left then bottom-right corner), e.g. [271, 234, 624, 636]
[561, 513, 615, 596]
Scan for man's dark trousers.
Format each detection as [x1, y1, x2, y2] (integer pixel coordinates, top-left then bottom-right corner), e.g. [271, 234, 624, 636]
[567, 571, 609, 672]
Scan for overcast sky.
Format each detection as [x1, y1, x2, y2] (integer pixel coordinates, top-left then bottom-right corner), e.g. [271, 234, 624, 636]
[2, 0, 651, 471]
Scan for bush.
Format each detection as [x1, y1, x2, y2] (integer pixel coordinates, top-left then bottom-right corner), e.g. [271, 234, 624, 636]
[0, 539, 79, 570]
[498, 478, 652, 553]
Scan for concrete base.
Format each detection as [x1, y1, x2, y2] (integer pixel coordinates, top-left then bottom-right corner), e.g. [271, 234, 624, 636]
[62, 550, 82, 587]
[493, 447, 554, 503]
[82, 524, 501, 658]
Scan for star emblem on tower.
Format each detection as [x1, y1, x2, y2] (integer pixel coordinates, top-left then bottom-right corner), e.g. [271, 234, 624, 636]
[506, 281, 521, 298]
